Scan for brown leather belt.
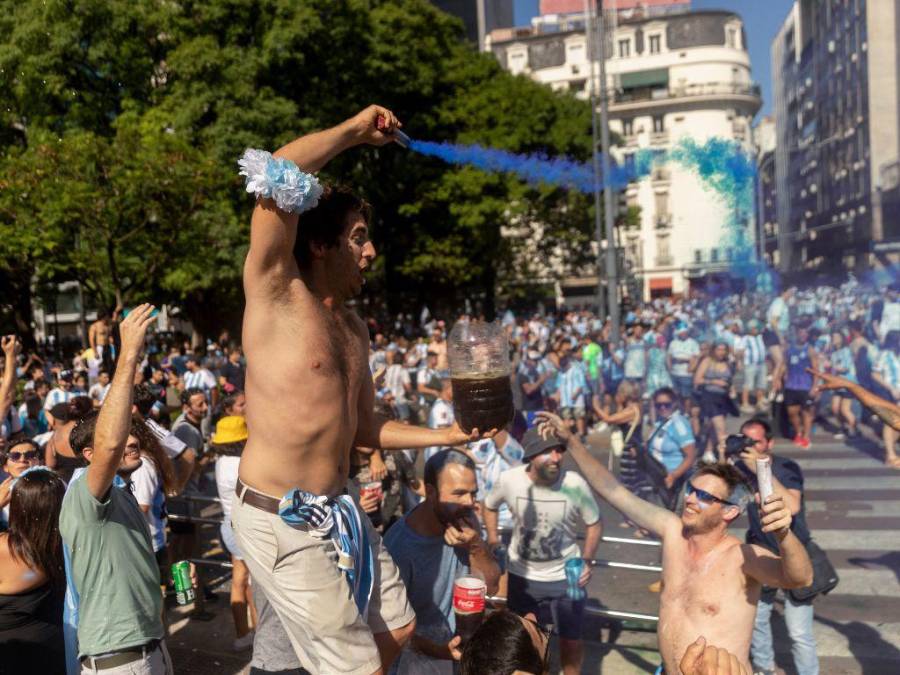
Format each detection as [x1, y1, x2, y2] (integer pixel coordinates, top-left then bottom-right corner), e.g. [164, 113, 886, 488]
[235, 478, 280, 514]
[81, 639, 161, 670]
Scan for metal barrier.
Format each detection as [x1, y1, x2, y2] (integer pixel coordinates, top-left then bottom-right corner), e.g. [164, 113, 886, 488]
[487, 594, 658, 625]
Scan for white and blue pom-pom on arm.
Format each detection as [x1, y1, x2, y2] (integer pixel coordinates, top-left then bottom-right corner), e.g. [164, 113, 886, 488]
[238, 148, 324, 215]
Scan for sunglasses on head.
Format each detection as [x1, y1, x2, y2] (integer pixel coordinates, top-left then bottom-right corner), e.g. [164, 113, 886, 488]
[684, 481, 736, 507]
[7, 450, 38, 462]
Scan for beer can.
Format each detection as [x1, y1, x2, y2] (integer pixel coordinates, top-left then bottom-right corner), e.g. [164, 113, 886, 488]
[171, 560, 195, 606]
[756, 457, 773, 504]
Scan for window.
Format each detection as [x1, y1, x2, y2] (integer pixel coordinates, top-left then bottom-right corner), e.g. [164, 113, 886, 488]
[656, 234, 671, 263]
[622, 118, 634, 136]
[653, 116, 665, 133]
[649, 35, 661, 54]
[654, 191, 669, 218]
[726, 27, 737, 48]
[618, 39, 631, 58]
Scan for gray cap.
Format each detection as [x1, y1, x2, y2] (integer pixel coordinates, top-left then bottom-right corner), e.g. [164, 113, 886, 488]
[521, 425, 565, 461]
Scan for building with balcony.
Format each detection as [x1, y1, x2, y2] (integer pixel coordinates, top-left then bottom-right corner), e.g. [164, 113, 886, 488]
[771, 0, 900, 278]
[487, 9, 761, 300]
[755, 116, 778, 266]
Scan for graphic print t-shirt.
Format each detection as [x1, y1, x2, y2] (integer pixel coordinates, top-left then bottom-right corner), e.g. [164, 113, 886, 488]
[485, 465, 601, 582]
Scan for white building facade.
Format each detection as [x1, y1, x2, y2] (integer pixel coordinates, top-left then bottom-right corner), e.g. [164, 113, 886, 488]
[488, 10, 761, 300]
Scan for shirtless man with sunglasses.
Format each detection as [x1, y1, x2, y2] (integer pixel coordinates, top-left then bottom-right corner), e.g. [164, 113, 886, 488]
[535, 411, 812, 675]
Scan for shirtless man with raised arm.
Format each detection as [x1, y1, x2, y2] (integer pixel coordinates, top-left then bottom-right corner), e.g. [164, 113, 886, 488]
[232, 105, 490, 675]
[534, 411, 812, 675]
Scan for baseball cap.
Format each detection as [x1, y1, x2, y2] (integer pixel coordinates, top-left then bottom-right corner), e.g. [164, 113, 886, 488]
[521, 425, 566, 461]
[58, 370, 74, 382]
[526, 349, 542, 360]
[211, 416, 249, 445]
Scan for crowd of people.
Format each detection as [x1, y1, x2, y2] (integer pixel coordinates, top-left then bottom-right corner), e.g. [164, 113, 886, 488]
[0, 105, 895, 675]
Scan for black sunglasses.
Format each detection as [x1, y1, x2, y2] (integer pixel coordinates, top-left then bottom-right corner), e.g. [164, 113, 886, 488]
[7, 450, 38, 462]
[654, 400, 675, 409]
[685, 481, 736, 507]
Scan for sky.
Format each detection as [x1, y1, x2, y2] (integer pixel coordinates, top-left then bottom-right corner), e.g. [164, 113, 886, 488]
[511, 0, 794, 118]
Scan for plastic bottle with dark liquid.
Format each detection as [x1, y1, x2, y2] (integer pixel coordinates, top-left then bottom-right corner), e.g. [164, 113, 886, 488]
[448, 320, 514, 434]
[451, 371, 514, 434]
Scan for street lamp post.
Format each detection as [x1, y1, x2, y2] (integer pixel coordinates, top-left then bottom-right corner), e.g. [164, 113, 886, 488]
[584, 0, 606, 323]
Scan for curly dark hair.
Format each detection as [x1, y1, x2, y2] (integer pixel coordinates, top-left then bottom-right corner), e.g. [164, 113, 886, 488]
[294, 185, 372, 269]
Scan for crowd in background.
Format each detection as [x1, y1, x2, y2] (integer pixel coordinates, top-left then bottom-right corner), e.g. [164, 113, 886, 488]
[0, 277, 898, 674]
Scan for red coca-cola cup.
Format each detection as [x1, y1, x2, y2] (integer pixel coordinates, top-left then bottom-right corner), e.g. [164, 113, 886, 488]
[453, 576, 486, 646]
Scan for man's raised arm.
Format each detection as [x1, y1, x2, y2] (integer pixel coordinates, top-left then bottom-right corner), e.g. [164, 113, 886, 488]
[535, 412, 679, 539]
[87, 305, 158, 500]
[242, 105, 401, 293]
[810, 368, 900, 431]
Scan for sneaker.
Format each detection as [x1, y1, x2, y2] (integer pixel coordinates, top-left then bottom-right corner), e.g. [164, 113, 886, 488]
[593, 422, 608, 433]
[232, 631, 255, 652]
[792, 435, 804, 447]
[740, 405, 756, 414]
[833, 431, 846, 440]
[701, 450, 717, 464]
[752, 669, 776, 675]
[799, 437, 811, 449]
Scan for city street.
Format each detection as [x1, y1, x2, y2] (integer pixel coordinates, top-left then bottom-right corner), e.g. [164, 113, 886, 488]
[165, 420, 900, 674]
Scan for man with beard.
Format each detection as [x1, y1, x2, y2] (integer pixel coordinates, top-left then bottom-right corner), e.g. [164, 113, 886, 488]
[534, 412, 813, 674]
[384, 449, 500, 674]
[233, 105, 490, 675]
[483, 426, 602, 675]
[60, 304, 178, 673]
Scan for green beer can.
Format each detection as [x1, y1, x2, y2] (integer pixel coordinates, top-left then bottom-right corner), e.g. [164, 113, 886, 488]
[171, 560, 195, 606]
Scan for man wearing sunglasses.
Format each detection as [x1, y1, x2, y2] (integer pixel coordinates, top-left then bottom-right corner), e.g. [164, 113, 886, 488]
[535, 411, 812, 675]
[647, 387, 697, 508]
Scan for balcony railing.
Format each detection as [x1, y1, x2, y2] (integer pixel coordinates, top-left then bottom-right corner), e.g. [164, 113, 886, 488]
[655, 255, 674, 266]
[655, 214, 672, 228]
[611, 81, 762, 106]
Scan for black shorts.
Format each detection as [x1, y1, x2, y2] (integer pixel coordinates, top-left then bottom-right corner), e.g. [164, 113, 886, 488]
[507, 573, 584, 640]
[169, 520, 197, 536]
[762, 328, 780, 348]
[700, 391, 735, 419]
[783, 388, 814, 408]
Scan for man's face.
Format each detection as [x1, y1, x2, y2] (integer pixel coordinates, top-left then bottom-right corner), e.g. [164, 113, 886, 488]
[186, 393, 208, 420]
[428, 463, 478, 526]
[229, 393, 247, 416]
[742, 423, 773, 457]
[31, 367, 44, 382]
[427, 353, 438, 369]
[432, 330, 444, 344]
[59, 378, 72, 391]
[326, 213, 375, 299]
[119, 434, 144, 475]
[186, 359, 198, 372]
[99, 372, 111, 386]
[653, 395, 676, 420]
[531, 447, 565, 484]
[681, 474, 737, 534]
[229, 350, 241, 364]
[3, 442, 40, 478]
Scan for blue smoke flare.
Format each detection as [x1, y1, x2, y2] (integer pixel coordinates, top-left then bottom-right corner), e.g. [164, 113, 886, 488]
[404, 135, 776, 290]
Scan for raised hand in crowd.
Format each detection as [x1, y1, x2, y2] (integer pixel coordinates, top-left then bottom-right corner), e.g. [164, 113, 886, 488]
[679, 636, 750, 675]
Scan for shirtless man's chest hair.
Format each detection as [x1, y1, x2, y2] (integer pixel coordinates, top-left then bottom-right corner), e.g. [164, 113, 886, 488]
[658, 530, 760, 674]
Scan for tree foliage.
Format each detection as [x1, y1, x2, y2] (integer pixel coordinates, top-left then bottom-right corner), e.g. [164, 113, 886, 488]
[0, 0, 597, 337]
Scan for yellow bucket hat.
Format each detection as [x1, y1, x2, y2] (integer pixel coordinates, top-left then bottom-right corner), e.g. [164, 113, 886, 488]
[212, 415, 249, 445]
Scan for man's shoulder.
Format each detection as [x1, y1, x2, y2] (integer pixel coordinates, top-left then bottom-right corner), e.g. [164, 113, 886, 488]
[772, 454, 803, 478]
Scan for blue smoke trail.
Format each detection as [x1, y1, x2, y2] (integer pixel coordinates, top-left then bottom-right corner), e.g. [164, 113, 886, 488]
[406, 135, 776, 291]
[408, 139, 656, 192]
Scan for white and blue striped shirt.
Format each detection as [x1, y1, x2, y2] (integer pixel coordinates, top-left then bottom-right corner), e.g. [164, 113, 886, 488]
[874, 350, 900, 392]
[557, 361, 587, 408]
[43, 387, 75, 411]
[184, 368, 217, 392]
[736, 334, 766, 366]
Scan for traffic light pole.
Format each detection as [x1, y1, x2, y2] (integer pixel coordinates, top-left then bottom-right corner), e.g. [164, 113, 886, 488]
[596, 4, 621, 342]
[585, 0, 606, 323]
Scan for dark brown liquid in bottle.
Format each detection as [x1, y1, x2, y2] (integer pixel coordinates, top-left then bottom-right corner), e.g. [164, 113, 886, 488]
[451, 373, 514, 434]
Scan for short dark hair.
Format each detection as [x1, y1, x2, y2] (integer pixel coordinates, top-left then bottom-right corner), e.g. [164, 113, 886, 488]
[424, 449, 476, 489]
[692, 463, 750, 501]
[652, 386, 677, 402]
[740, 417, 773, 441]
[293, 185, 372, 269]
[70, 410, 100, 456]
[181, 387, 207, 406]
[459, 610, 544, 675]
[133, 383, 158, 417]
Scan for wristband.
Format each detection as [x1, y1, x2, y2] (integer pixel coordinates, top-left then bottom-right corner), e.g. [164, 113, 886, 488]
[238, 148, 324, 215]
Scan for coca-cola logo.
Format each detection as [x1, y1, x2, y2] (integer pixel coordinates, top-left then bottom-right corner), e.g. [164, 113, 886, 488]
[453, 582, 486, 614]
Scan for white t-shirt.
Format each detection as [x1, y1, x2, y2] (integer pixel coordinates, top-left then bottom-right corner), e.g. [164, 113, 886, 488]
[215, 455, 241, 524]
[424, 399, 455, 463]
[88, 382, 110, 405]
[668, 338, 699, 378]
[385, 365, 411, 403]
[131, 456, 167, 553]
[485, 465, 601, 582]
[184, 368, 217, 392]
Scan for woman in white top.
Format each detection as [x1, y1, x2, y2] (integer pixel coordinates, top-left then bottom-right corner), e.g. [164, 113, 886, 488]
[211, 415, 258, 651]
